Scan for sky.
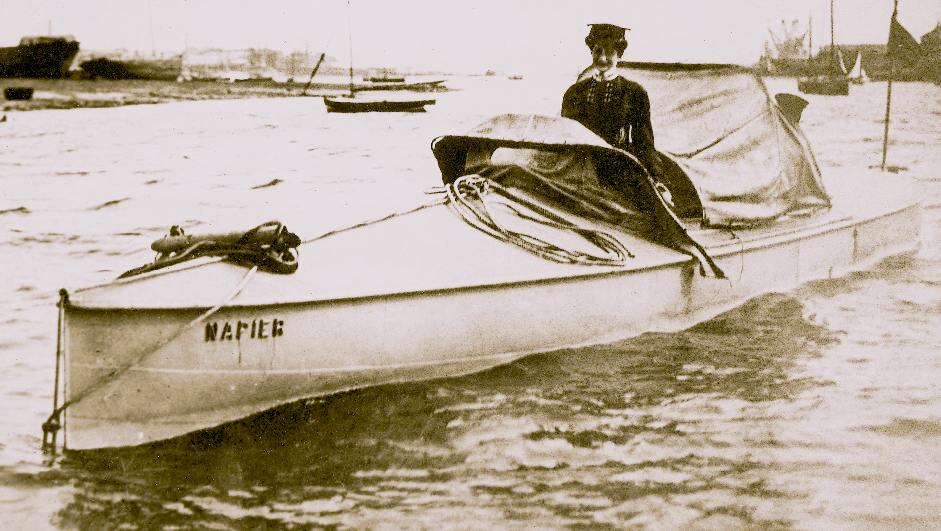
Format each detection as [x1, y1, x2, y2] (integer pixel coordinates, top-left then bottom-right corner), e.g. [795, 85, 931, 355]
[3, 0, 941, 74]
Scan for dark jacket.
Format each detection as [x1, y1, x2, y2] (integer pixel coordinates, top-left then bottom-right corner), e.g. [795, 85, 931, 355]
[561, 74, 663, 177]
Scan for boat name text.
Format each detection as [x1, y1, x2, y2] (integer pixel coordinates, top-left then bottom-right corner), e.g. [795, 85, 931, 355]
[205, 319, 284, 342]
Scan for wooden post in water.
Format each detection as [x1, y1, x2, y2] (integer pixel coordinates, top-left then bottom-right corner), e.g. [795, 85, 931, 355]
[301, 52, 326, 96]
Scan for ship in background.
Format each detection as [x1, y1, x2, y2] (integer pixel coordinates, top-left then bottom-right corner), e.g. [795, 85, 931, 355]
[0, 36, 80, 78]
[759, 18, 941, 82]
[760, 18, 814, 77]
[78, 52, 183, 81]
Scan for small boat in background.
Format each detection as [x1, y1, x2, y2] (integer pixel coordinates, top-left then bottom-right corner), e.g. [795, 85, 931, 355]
[323, 94, 435, 112]
[320, 1, 436, 112]
[80, 55, 183, 81]
[3, 86, 34, 100]
[353, 79, 445, 92]
[364, 70, 405, 83]
[799, 0, 849, 96]
[848, 51, 869, 84]
[798, 76, 849, 95]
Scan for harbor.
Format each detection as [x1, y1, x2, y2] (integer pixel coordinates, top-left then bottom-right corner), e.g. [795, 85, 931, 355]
[1, 71, 939, 529]
[2, 1, 941, 528]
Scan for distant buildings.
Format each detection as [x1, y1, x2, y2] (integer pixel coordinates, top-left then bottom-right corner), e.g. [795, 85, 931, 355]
[73, 48, 351, 82]
[179, 48, 345, 82]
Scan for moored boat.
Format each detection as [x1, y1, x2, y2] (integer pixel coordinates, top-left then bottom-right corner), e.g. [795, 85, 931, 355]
[799, 0, 849, 96]
[798, 76, 850, 95]
[316, 1, 440, 113]
[353, 79, 446, 92]
[44, 64, 921, 451]
[80, 55, 184, 81]
[364, 73, 405, 83]
[3, 86, 34, 100]
[0, 36, 80, 79]
[323, 94, 435, 112]
[848, 51, 870, 84]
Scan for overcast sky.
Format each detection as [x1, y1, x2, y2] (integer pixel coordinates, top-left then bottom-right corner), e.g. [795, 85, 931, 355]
[4, 0, 941, 74]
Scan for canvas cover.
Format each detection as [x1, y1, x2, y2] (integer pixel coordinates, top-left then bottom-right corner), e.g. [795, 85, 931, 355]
[432, 114, 726, 277]
[615, 62, 831, 225]
[435, 64, 831, 227]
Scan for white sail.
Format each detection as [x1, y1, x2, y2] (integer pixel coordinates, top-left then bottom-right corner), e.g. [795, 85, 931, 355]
[836, 47, 849, 75]
[849, 51, 869, 83]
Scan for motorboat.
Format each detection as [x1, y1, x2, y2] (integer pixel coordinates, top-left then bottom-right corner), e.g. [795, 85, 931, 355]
[43, 64, 921, 451]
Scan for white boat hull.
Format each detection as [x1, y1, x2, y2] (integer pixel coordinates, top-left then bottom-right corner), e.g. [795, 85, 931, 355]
[60, 171, 921, 450]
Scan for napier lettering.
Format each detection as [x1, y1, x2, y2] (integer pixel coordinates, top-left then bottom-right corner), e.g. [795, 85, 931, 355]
[205, 322, 218, 341]
[205, 318, 285, 342]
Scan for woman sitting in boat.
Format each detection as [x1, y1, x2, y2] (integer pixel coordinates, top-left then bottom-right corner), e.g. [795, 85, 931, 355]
[561, 23, 665, 203]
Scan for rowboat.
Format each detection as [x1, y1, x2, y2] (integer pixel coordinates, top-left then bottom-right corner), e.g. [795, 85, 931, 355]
[798, 76, 850, 96]
[3, 86, 34, 100]
[44, 65, 921, 451]
[323, 94, 436, 113]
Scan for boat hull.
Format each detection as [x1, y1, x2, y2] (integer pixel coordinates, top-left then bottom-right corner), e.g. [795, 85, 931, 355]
[0, 37, 79, 79]
[60, 179, 921, 449]
[353, 80, 445, 92]
[798, 77, 850, 96]
[323, 96, 435, 113]
[4, 87, 34, 100]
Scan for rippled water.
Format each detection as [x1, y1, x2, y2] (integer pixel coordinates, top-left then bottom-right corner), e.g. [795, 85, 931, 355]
[1, 76, 939, 529]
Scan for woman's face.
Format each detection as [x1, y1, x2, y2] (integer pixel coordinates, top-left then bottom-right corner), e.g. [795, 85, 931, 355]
[591, 42, 622, 73]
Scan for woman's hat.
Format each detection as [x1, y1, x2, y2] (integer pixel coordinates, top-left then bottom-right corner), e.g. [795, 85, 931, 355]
[586, 23, 629, 43]
[585, 23, 629, 52]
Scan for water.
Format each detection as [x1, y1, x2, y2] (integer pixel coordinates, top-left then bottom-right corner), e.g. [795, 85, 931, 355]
[1, 76, 940, 529]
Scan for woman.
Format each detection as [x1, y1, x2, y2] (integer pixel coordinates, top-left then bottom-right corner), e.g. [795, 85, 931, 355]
[561, 23, 663, 179]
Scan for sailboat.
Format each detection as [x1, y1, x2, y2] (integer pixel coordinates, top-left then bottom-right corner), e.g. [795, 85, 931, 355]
[322, 2, 435, 113]
[798, 0, 849, 95]
[848, 51, 869, 84]
[836, 47, 849, 75]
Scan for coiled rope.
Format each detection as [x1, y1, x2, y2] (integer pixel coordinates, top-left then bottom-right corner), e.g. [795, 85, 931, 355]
[445, 174, 632, 266]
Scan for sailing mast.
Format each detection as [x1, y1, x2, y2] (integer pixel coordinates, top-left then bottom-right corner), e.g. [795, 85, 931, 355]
[829, 0, 836, 74]
[808, 13, 813, 59]
[346, 0, 354, 96]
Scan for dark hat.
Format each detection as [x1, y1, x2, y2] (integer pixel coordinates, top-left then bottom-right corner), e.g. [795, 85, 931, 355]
[585, 23, 629, 52]
[586, 23, 629, 41]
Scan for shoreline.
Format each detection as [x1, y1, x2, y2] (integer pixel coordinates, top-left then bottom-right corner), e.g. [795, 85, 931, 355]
[0, 78, 448, 112]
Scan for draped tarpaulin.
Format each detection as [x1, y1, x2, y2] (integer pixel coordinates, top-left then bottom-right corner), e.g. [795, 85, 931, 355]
[618, 62, 831, 226]
[432, 113, 726, 277]
[437, 65, 830, 228]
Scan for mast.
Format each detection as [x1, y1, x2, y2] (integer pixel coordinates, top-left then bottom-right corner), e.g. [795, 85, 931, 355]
[347, 0, 354, 96]
[881, 0, 899, 170]
[808, 13, 813, 59]
[829, 0, 836, 72]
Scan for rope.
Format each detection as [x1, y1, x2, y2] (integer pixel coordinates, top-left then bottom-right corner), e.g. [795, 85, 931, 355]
[41, 289, 67, 453]
[301, 198, 447, 244]
[119, 221, 300, 279]
[445, 174, 631, 266]
[41, 265, 259, 449]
